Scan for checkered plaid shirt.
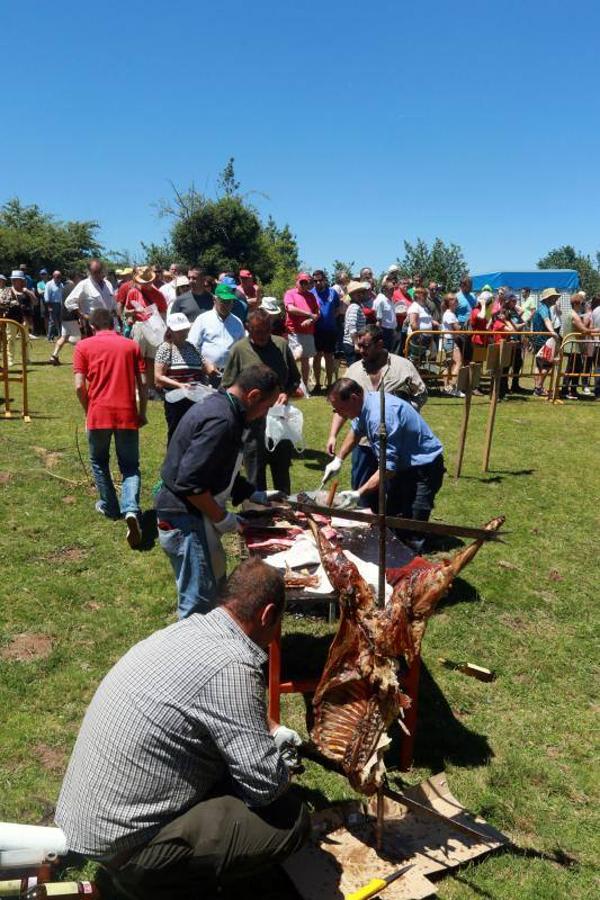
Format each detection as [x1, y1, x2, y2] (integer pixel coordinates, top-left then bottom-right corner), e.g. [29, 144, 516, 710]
[55, 608, 289, 856]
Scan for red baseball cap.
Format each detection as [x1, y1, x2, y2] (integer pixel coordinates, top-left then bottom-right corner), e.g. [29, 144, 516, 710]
[239, 269, 252, 278]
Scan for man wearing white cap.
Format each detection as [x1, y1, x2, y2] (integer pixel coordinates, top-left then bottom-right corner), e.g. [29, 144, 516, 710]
[0, 271, 36, 364]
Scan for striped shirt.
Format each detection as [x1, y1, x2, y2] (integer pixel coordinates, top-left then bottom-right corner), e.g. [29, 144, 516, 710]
[155, 339, 204, 383]
[344, 303, 366, 343]
[55, 608, 289, 857]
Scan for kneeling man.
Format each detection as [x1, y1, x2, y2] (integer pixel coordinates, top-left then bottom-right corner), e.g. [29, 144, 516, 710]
[56, 558, 309, 898]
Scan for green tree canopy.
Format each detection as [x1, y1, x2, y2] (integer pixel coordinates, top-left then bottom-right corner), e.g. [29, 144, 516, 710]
[0, 198, 103, 277]
[394, 238, 468, 290]
[538, 245, 600, 296]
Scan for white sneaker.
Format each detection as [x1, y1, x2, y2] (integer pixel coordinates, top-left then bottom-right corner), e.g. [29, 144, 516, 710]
[452, 388, 466, 398]
[583, 387, 591, 395]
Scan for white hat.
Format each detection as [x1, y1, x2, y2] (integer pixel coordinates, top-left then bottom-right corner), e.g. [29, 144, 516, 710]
[387, 264, 400, 273]
[166, 312, 191, 331]
[174, 276, 190, 288]
[260, 296, 281, 315]
[10, 270, 26, 280]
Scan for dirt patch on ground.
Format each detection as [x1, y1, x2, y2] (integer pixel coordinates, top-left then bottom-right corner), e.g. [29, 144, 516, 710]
[44, 545, 89, 564]
[0, 471, 11, 485]
[1, 633, 54, 662]
[62, 495, 76, 504]
[33, 743, 66, 773]
[32, 446, 65, 469]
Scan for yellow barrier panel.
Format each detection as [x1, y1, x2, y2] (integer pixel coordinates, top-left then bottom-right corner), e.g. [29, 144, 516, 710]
[0, 319, 31, 421]
[550, 331, 600, 403]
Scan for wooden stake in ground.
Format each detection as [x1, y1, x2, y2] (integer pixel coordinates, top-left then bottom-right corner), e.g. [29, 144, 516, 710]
[454, 362, 481, 479]
[482, 343, 514, 473]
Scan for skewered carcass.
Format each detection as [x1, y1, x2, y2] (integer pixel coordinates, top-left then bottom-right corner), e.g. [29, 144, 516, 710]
[308, 516, 505, 795]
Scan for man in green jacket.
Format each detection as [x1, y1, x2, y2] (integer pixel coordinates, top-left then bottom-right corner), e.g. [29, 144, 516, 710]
[222, 309, 300, 494]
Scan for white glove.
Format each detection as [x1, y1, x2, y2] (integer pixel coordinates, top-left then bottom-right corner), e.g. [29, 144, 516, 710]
[336, 490, 361, 510]
[213, 511, 242, 534]
[322, 455, 343, 485]
[249, 490, 286, 505]
[272, 724, 302, 750]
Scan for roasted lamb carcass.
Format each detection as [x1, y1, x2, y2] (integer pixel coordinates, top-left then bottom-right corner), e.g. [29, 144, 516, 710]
[308, 516, 505, 795]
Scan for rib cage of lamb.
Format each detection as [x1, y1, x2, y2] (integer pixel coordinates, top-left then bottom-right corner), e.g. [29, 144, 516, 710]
[307, 516, 505, 795]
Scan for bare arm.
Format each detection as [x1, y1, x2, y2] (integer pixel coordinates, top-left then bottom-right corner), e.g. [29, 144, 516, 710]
[136, 371, 148, 426]
[185, 491, 229, 524]
[327, 412, 346, 455]
[74, 372, 88, 413]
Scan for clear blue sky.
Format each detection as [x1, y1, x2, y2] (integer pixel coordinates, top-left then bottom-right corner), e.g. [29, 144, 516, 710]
[3, 0, 599, 275]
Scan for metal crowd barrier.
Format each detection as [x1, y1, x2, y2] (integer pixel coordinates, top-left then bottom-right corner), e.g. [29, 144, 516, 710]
[550, 332, 599, 403]
[0, 319, 31, 421]
[403, 328, 566, 397]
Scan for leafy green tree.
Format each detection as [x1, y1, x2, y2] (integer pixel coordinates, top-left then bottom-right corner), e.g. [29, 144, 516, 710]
[217, 157, 241, 198]
[0, 198, 103, 275]
[538, 245, 600, 296]
[395, 238, 467, 290]
[331, 259, 355, 279]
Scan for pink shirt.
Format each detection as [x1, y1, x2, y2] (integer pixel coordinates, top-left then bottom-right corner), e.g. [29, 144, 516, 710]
[283, 288, 319, 335]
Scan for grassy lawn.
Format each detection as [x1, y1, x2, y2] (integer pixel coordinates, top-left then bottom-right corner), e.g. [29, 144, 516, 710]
[0, 341, 598, 898]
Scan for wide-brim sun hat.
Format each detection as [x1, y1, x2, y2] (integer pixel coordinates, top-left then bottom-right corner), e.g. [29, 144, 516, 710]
[260, 296, 281, 314]
[540, 287, 561, 303]
[116, 267, 134, 277]
[134, 266, 155, 285]
[347, 280, 370, 295]
[166, 312, 191, 332]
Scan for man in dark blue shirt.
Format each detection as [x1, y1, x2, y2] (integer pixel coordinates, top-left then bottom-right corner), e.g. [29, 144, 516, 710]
[323, 378, 445, 551]
[311, 269, 341, 392]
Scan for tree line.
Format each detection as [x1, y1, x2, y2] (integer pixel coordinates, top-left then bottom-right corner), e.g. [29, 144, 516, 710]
[2, 159, 599, 295]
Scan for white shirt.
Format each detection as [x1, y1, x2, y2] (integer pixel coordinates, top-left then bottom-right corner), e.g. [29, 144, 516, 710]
[373, 293, 396, 330]
[407, 301, 433, 332]
[160, 282, 177, 308]
[64, 277, 116, 316]
[442, 309, 458, 332]
[188, 307, 245, 369]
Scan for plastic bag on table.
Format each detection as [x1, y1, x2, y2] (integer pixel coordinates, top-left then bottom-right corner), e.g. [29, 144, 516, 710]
[265, 404, 304, 453]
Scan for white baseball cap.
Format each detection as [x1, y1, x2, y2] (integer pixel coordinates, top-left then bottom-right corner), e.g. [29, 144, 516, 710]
[166, 312, 191, 331]
[174, 275, 190, 289]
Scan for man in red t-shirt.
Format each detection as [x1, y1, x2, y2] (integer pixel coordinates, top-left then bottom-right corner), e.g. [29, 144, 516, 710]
[74, 308, 148, 547]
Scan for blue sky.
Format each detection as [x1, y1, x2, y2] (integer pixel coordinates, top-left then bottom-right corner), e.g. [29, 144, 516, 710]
[2, 0, 599, 275]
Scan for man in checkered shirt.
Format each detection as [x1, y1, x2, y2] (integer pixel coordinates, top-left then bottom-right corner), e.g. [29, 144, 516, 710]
[55, 558, 309, 898]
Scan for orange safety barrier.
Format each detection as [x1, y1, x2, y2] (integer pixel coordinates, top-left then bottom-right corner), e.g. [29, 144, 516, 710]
[0, 319, 30, 421]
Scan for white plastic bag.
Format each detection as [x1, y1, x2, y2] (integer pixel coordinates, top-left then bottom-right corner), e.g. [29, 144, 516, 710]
[265, 404, 304, 453]
[139, 304, 166, 348]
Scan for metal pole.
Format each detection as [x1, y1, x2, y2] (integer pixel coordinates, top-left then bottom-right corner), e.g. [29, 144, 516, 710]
[377, 380, 387, 608]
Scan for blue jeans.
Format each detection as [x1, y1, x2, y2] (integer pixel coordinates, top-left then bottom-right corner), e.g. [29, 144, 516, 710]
[87, 429, 140, 519]
[156, 513, 218, 618]
[47, 303, 61, 340]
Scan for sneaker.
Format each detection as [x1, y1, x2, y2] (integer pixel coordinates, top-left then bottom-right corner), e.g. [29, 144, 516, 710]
[49, 355, 60, 366]
[96, 500, 121, 520]
[565, 393, 579, 400]
[533, 387, 548, 397]
[125, 512, 142, 548]
[582, 387, 591, 395]
[452, 388, 466, 398]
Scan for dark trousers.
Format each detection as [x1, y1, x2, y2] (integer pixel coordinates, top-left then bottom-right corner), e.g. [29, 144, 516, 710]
[382, 328, 395, 351]
[244, 420, 293, 494]
[163, 398, 195, 444]
[562, 353, 582, 396]
[510, 345, 523, 389]
[101, 790, 309, 899]
[386, 454, 445, 551]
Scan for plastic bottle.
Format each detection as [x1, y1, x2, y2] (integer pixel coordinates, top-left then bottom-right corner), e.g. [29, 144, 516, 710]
[0, 877, 37, 897]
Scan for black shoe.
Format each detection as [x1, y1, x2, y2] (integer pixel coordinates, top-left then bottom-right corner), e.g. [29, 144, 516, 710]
[126, 513, 142, 548]
[49, 354, 61, 366]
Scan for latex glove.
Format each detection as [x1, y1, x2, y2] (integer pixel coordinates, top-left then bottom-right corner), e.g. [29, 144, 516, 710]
[336, 490, 361, 510]
[322, 455, 343, 485]
[213, 511, 243, 534]
[272, 724, 302, 751]
[249, 490, 286, 505]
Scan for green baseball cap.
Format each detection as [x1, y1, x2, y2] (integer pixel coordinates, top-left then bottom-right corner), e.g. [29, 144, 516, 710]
[215, 283, 236, 302]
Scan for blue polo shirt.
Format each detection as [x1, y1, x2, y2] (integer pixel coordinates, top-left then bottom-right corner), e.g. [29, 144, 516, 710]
[351, 392, 443, 472]
[455, 290, 477, 326]
[312, 286, 339, 332]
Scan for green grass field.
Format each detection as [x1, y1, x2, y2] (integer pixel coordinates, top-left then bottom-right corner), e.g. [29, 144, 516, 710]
[0, 340, 598, 899]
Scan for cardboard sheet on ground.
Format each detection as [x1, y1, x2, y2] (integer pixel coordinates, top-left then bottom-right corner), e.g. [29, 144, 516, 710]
[283, 773, 508, 899]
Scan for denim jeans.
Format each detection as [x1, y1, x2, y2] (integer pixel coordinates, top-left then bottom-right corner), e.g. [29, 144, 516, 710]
[47, 303, 61, 340]
[87, 429, 141, 519]
[157, 513, 218, 618]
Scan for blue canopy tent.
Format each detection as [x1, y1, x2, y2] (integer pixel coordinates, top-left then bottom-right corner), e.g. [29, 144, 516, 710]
[472, 270, 579, 292]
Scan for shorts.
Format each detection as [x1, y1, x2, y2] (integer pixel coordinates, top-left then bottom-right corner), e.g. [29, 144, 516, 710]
[131, 321, 159, 360]
[288, 331, 316, 359]
[314, 330, 336, 354]
[61, 320, 81, 342]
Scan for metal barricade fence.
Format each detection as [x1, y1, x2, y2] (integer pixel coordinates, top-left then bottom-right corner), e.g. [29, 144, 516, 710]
[0, 318, 31, 421]
[551, 332, 600, 402]
[403, 329, 563, 397]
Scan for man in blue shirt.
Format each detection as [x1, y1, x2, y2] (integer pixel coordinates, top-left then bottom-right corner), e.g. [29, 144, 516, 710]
[455, 274, 477, 363]
[44, 269, 64, 342]
[322, 378, 444, 551]
[311, 269, 341, 393]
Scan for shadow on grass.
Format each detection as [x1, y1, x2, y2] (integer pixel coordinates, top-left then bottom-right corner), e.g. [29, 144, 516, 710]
[133, 509, 158, 552]
[296, 447, 332, 470]
[460, 467, 534, 483]
[437, 575, 481, 610]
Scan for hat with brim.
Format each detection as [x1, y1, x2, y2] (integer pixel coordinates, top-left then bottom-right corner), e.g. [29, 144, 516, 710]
[166, 312, 191, 332]
[260, 296, 281, 315]
[347, 280, 370, 295]
[540, 287, 560, 303]
[215, 284, 237, 302]
[134, 266, 155, 285]
[10, 270, 26, 281]
[116, 267, 133, 277]
[174, 276, 190, 289]
[0, 274, 7, 282]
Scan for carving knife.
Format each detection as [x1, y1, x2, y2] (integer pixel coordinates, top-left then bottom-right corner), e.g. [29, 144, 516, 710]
[345, 864, 414, 900]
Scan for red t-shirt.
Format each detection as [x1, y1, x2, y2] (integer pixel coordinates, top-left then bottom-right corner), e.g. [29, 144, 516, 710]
[73, 331, 145, 430]
[115, 279, 133, 306]
[491, 319, 508, 344]
[124, 284, 167, 321]
[283, 288, 319, 335]
[470, 308, 490, 346]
